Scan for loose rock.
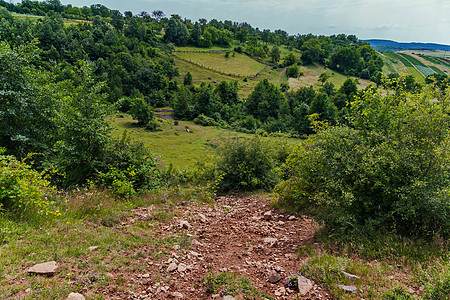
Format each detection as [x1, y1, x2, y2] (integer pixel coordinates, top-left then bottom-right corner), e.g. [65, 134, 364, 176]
[341, 271, 360, 282]
[66, 293, 85, 300]
[177, 263, 187, 272]
[88, 246, 98, 251]
[263, 237, 278, 246]
[298, 275, 313, 296]
[268, 270, 281, 283]
[172, 291, 184, 298]
[27, 261, 58, 275]
[179, 220, 192, 230]
[223, 296, 235, 300]
[263, 211, 272, 220]
[167, 262, 177, 272]
[338, 285, 357, 293]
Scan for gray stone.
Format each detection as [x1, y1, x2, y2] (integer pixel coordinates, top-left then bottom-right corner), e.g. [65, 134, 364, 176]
[177, 263, 187, 272]
[172, 291, 184, 298]
[268, 270, 281, 284]
[263, 238, 278, 245]
[298, 275, 313, 296]
[223, 296, 235, 300]
[191, 239, 203, 246]
[167, 262, 177, 272]
[27, 261, 58, 275]
[179, 220, 192, 229]
[341, 271, 360, 282]
[66, 293, 85, 300]
[198, 213, 207, 222]
[88, 246, 98, 251]
[263, 211, 272, 220]
[338, 285, 357, 293]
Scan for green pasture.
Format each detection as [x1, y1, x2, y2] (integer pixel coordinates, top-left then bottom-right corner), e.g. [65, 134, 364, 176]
[175, 45, 234, 51]
[175, 51, 265, 77]
[110, 115, 298, 171]
[288, 65, 373, 91]
[11, 12, 43, 21]
[174, 56, 284, 98]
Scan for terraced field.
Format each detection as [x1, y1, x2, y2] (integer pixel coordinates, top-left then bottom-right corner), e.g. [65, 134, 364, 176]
[399, 53, 435, 76]
[174, 56, 283, 98]
[175, 51, 266, 77]
[382, 52, 424, 81]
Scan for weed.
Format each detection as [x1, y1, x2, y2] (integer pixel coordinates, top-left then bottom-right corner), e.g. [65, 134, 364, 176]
[204, 272, 272, 299]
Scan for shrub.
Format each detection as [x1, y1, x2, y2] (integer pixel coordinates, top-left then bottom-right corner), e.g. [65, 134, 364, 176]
[129, 97, 154, 125]
[0, 151, 58, 220]
[194, 114, 218, 126]
[275, 81, 450, 239]
[215, 137, 277, 192]
[95, 132, 162, 196]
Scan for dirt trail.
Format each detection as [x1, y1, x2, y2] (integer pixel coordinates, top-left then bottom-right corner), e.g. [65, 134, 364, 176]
[99, 195, 332, 299]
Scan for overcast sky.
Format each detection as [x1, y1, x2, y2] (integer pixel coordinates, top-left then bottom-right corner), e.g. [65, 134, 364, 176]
[58, 0, 449, 45]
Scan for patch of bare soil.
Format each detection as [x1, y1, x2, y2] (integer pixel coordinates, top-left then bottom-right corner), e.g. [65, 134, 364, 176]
[97, 195, 333, 299]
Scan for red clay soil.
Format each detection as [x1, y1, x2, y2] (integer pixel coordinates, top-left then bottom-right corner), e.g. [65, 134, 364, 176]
[93, 195, 334, 299]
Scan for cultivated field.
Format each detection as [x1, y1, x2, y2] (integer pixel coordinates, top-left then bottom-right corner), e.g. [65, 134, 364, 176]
[175, 51, 266, 77]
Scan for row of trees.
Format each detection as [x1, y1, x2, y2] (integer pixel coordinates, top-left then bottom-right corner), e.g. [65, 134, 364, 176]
[0, 8, 177, 106]
[172, 72, 359, 136]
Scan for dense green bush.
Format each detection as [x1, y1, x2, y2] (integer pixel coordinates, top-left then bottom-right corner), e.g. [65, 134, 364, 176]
[0, 151, 58, 220]
[275, 80, 450, 239]
[96, 132, 162, 197]
[215, 137, 277, 192]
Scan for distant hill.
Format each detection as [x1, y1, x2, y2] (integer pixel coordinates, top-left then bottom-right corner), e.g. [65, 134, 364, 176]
[364, 39, 450, 52]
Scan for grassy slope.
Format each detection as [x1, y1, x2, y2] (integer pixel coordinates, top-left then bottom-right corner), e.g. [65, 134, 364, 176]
[288, 65, 373, 90]
[174, 53, 284, 98]
[175, 52, 265, 77]
[110, 115, 298, 171]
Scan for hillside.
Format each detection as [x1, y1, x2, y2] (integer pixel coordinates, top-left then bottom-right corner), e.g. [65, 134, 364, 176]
[365, 39, 450, 52]
[380, 51, 450, 81]
[1, 2, 450, 300]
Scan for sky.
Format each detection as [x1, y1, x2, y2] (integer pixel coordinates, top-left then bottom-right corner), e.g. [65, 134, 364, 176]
[57, 0, 449, 45]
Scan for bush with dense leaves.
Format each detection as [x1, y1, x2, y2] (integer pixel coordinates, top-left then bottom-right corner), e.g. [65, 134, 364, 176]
[215, 137, 277, 192]
[275, 78, 450, 239]
[0, 151, 58, 220]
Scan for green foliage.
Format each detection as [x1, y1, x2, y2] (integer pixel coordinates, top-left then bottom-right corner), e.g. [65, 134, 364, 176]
[245, 79, 285, 122]
[183, 71, 193, 86]
[215, 137, 277, 192]
[286, 64, 300, 78]
[97, 131, 162, 194]
[203, 272, 270, 299]
[383, 287, 414, 300]
[129, 97, 154, 125]
[0, 152, 58, 220]
[270, 46, 280, 63]
[276, 79, 450, 239]
[283, 52, 297, 66]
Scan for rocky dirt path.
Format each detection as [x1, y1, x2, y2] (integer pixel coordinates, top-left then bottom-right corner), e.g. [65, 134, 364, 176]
[98, 195, 333, 299]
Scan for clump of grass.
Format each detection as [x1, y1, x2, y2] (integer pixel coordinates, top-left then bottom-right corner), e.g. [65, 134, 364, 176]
[203, 272, 272, 299]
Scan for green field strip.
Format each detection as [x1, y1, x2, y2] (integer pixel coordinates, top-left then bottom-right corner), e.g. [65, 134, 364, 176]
[421, 55, 447, 66]
[429, 66, 445, 75]
[380, 55, 398, 75]
[406, 66, 424, 82]
[392, 53, 414, 67]
[436, 58, 450, 67]
[400, 53, 426, 67]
